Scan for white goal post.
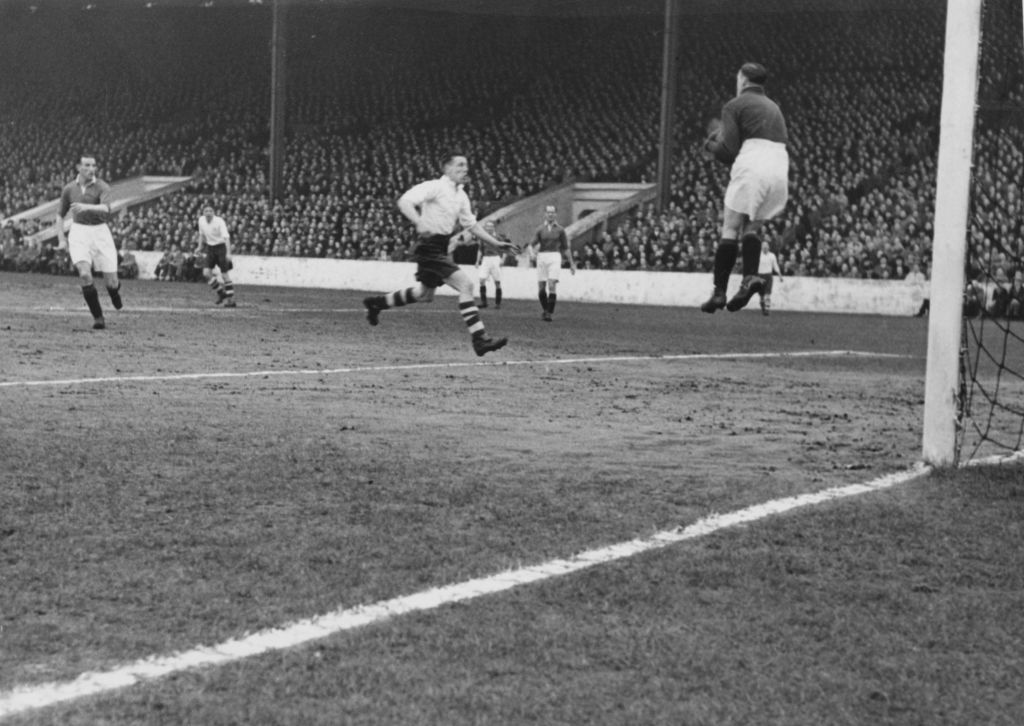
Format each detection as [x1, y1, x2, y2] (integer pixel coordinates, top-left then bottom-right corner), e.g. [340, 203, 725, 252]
[921, 0, 984, 467]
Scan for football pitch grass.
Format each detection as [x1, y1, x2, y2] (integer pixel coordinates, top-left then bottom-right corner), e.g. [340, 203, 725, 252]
[1, 271, 1022, 725]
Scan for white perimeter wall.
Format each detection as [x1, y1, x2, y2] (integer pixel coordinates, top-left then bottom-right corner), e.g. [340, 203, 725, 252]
[134, 252, 927, 316]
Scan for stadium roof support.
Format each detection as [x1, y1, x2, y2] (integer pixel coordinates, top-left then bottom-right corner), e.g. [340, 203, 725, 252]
[656, 0, 681, 213]
[270, 0, 287, 201]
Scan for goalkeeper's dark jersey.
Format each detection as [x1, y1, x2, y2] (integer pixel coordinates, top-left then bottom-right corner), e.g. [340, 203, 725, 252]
[711, 86, 788, 165]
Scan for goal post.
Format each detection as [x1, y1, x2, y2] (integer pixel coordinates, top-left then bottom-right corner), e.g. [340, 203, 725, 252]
[921, 0, 985, 467]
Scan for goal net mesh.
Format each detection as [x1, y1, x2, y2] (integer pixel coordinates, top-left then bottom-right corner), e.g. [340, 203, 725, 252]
[957, 0, 1024, 463]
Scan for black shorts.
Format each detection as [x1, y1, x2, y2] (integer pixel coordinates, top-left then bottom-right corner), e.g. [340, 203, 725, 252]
[205, 244, 233, 272]
[411, 235, 459, 288]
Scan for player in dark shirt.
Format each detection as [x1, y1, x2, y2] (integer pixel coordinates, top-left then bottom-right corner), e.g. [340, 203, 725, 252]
[701, 62, 789, 314]
[56, 154, 123, 329]
[476, 220, 507, 309]
[529, 204, 576, 322]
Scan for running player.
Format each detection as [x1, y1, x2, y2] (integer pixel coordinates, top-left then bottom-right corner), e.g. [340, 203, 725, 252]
[362, 152, 517, 357]
[196, 205, 236, 307]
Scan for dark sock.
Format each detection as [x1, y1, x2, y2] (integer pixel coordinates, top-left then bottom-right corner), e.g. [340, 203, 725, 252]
[82, 284, 103, 319]
[480, 284, 488, 305]
[548, 293, 557, 314]
[108, 282, 122, 310]
[495, 285, 502, 306]
[539, 290, 549, 312]
[740, 233, 761, 276]
[713, 239, 739, 291]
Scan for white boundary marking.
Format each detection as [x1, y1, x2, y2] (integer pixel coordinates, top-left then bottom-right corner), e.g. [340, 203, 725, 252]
[0, 349, 911, 389]
[8, 306, 419, 315]
[0, 464, 935, 719]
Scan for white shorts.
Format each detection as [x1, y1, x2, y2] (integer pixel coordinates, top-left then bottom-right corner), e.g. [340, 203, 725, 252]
[536, 251, 563, 283]
[68, 223, 118, 274]
[478, 255, 502, 282]
[724, 139, 789, 221]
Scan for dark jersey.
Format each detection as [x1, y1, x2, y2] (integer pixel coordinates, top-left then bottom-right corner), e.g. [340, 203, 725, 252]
[708, 86, 788, 166]
[533, 223, 567, 253]
[59, 178, 112, 226]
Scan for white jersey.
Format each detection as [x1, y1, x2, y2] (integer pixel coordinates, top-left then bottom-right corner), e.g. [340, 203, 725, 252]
[399, 176, 476, 236]
[758, 250, 782, 275]
[198, 215, 230, 247]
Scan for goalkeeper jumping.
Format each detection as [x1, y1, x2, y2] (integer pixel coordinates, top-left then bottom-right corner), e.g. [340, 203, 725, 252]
[701, 62, 790, 314]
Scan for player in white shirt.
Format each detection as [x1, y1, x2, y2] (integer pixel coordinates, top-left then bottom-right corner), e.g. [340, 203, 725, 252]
[196, 205, 236, 307]
[905, 262, 929, 317]
[362, 153, 517, 357]
[756, 240, 784, 315]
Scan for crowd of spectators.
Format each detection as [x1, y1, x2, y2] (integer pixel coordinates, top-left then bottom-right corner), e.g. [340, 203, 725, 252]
[1, 219, 70, 275]
[1, 2, 1021, 285]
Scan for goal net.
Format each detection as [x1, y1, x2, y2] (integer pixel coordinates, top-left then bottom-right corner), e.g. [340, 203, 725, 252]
[924, 0, 1024, 466]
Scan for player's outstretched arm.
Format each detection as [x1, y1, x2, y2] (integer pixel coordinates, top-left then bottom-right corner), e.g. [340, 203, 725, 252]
[469, 222, 517, 255]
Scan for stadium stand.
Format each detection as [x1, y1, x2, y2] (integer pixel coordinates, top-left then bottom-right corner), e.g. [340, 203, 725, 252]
[0, 2, 1021, 282]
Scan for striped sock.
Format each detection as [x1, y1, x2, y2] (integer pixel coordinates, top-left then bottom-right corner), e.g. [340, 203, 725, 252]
[209, 278, 224, 299]
[223, 281, 235, 299]
[459, 300, 486, 337]
[385, 287, 418, 308]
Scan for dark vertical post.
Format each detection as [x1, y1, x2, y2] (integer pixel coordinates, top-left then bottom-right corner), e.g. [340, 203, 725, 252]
[656, 0, 680, 213]
[269, 0, 287, 202]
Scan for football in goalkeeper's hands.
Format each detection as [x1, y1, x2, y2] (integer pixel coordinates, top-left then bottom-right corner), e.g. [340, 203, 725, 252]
[706, 117, 723, 138]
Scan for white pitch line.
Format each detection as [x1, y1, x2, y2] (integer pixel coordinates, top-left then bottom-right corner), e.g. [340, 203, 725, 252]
[11, 306, 449, 315]
[0, 350, 911, 389]
[0, 464, 932, 720]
